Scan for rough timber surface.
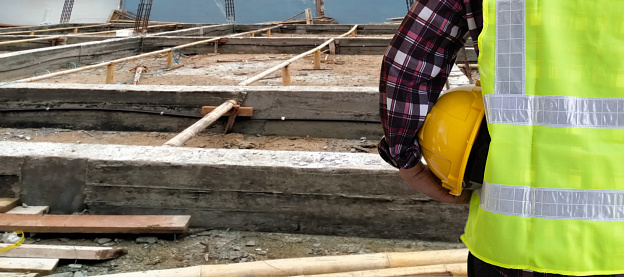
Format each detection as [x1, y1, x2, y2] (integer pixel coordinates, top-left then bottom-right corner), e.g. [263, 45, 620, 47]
[0, 141, 468, 241]
[0, 84, 381, 138]
[0, 37, 140, 81]
[0, 214, 190, 233]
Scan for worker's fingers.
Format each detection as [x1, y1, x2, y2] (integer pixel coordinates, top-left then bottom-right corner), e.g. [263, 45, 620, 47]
[399, 165, 471, 204]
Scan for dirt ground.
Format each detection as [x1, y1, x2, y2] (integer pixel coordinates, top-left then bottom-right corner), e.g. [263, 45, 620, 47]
[33, 53, 385, 87]
[33, 229, 465, 276]
[0, 128, 378, 153]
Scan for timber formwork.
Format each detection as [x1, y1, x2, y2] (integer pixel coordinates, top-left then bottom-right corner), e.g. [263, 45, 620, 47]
[0, 23, 474, 241]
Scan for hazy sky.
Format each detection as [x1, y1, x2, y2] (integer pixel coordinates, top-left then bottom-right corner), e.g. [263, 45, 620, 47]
[123, 0, 408, 24]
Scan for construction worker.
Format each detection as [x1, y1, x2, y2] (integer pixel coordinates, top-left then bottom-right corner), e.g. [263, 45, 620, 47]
[379, 0, 624, 276]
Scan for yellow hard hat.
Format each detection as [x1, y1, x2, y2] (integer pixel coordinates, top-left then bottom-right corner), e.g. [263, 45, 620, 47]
[417, 81, 485, 196]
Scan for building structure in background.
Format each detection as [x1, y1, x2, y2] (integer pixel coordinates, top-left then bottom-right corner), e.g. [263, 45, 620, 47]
[0, 0, 120, 25]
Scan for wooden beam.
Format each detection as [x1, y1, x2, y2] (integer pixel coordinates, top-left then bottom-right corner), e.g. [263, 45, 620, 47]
[0, 258, 58, 274]
[202, 106, 253, 117]
[166, 50, 174, 68]
[93, 249, 469, 277]
[0, 199, 19, 213]
[0, 214, 190, 234]
[0, 24, 112, 35]
[164, 100, 238, 147]
[0, 244, 126, 260]
[6, 206, 48, 215]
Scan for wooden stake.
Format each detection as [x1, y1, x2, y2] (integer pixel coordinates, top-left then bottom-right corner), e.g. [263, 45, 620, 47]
[166, 50, 174, 68]
[305, 9, 313, 24]
[213, 42, 219, 54]
[106, 63, 116, 84]
[314, 50, 321, 69]
[329, 41, 336, 55]
[282, 65, 292, 86]
[93, 249, 469, 277]
[164, 100, 237, 147]
[73, 28, 78, 34]
[267, 29, 272, 37]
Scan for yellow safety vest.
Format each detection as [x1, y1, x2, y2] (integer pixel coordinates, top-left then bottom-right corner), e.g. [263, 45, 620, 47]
[462, 0, 624, 275]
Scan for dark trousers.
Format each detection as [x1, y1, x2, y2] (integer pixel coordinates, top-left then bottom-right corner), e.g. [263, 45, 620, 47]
[468, 252, 624, 277]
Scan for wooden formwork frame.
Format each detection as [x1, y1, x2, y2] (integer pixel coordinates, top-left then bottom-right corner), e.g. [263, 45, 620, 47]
[239, 25, 359, 86]
[0, 23, 112, 36]
[7, 25, 283, 85]
[0, 23, 180, 47]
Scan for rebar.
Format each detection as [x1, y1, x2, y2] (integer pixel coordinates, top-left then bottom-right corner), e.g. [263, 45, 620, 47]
[60, 0, 75, 24]
[225, 0, 236, 24]
[134, 0, 154, 34]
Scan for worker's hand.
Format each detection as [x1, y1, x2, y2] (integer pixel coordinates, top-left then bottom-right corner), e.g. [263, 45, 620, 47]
[399, 163, 471, 204]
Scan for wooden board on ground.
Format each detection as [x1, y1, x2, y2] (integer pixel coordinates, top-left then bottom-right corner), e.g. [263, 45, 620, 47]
[0, 200, 19, 213]
[0, 244, 127, 260]
[0, 273, 38, 277]
[0, 215, 190, 234]
[0, 257, 58, 274]
[6, 206, 48, 215]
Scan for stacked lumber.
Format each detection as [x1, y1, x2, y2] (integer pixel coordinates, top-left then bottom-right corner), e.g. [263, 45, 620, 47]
[93, 248, 469, 277]
[0, 198, 191, 276]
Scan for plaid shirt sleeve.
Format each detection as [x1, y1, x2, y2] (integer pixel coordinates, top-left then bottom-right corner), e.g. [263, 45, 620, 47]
[378, 0, 482, 169]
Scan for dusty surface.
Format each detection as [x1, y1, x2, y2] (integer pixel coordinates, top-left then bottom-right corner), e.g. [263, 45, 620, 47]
[29, 229, 465, 276]
[0, 128, 378, 153]
[34, 54, 384, 87]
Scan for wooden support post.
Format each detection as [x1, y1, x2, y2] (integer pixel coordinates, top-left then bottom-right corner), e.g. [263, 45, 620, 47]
[316, 0, 325, 17]
[164, 100, 238, 147]
[282, 65, 292, 86]
[29, 31, 34, 35]
[166, 50, 174, 68]
[266, 29, 271, 37]
[329, 41, 336, 55]
[305, 9, 313, 24]
[250, 32, 255, 38]
[314, 50, 321, 69]
[73, 28, 78, 34]
[106, 63, 116, 84]
[213, 42, 219, 54]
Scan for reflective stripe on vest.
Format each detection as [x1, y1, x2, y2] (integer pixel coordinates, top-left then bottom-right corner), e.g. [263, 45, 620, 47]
[481, 181, 624, 221]
[462, 0, 624, 275]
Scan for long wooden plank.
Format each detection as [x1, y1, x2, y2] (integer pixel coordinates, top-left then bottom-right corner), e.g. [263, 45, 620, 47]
[0, 258, 58, 274]
[0, 200, 19, 213]
[0, 215, 190, 234]
[0, 273, 38, 277]
[0, 244, 126, 260]
[0, 24, 111, 35]
[6, 206, 49, 215]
